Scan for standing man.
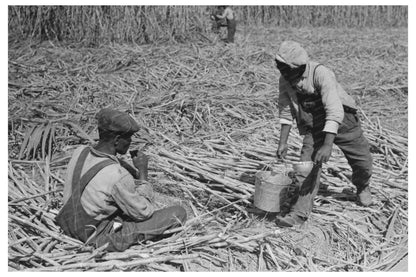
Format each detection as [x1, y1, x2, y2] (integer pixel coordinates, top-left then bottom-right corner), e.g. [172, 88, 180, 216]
[56, 108, 187, 251]
[215, 6, 237, 43]
[274, 41, 373, 227]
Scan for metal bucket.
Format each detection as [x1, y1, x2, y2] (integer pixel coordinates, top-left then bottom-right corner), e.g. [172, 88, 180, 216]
[254, 171, 293, 213]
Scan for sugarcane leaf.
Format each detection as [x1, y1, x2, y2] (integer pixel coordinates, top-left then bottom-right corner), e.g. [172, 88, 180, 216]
[64, 121, 95, 143]
[49, 124, 56, 158]
[18, 125, 36, 159]
[41, 122, 52, 160]
[28, 124, 45, 160]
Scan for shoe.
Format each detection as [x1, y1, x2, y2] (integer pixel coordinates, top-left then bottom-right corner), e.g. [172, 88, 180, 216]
[275, 213, 306, 228]
[357, 186, 372, 206]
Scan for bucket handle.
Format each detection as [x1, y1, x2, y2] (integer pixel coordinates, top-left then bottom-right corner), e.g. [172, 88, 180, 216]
[275, 157, 292, 175]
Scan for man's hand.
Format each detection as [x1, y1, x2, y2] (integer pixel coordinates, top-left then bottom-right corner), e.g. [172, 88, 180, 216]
[277, 124, 291, 160]
[313, 144, 332, 164]
[132, 151, 148, 181]
[313, 132, 336, 164]
[276, 143, 288, 160]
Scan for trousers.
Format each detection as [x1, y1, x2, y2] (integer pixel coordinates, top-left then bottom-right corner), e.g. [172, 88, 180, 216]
[226, 18, 236, 43]
[95, 205, 187, 252]
[293, 112, 373, 218]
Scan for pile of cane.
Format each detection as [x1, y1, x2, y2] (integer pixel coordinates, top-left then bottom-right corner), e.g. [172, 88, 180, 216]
[8, 27, 407, 271]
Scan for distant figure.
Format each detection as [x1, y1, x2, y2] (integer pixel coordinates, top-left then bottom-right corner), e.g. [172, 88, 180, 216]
[274, 41, 373, 227]
[210, 7, 226, 34]
[215, 6, 236, 43]
[55, 108, 187, 252]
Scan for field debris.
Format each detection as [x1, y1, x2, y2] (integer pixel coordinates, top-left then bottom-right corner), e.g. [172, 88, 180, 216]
[8, 27, 407, 271]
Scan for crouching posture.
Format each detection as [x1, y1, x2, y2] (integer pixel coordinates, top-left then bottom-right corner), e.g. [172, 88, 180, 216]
[56, 108, 187, 251]
[274, 41, 373, 227]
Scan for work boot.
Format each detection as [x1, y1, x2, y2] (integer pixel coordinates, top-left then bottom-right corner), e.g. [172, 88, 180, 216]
[275, 213, 306, 228]
[357, 186, 372, 206]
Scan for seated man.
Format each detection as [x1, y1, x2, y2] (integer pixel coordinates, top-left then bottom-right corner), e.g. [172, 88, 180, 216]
[56, 108, 187, 252]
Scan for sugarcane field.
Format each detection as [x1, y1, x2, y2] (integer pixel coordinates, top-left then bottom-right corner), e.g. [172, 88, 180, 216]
[7, 5, 409, 272]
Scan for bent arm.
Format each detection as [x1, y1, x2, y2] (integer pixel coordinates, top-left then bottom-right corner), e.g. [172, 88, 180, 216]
[315, 66, 344, 134]
[118, 158, 140, 179]
[278, 78, 295, 126]
[112, 179, 155, 221]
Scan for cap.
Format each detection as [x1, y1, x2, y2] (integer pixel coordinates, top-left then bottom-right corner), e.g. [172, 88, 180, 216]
[275, 41, 309, 68]
[96, 108, 140, 134]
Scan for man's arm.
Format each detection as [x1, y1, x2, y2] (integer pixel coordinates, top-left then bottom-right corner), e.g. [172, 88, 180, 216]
[278, 78, 295, 126]
[112, 177, 155, 221]
[313, 66, 343, 163]
[132, 151, 148, 181]
[314, 66, 344, 134]
[118, 151, 149, 180]
[118, 158, 140, 179]
[314, 132, 336, 164]
[277, 79, 295, 159]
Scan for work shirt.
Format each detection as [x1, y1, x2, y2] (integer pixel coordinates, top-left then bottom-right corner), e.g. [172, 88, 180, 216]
[278, 61, 357, 134]
[220, 7, 234, 20]
[63, 146, 154, 221]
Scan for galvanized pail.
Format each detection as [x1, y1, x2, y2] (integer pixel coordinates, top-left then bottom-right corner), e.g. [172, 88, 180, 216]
[254, 171, 293, 213]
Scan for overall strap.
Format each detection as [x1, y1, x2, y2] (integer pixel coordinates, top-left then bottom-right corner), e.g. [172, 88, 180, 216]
[56, 147, 116, 242]
[71, 147, 91, 193]
[77, 159, 116, 195]
[312, 64, 323, 95]
[295, 64, 325, 115]
[293, 64, 323, 98]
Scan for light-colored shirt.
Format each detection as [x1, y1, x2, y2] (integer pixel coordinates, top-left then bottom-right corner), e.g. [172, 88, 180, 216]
[278, 61, 357, 134]
[63, 146, 154, 221]
[219, 7, 234, 20]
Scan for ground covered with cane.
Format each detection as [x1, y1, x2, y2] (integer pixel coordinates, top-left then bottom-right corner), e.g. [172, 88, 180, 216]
[8, 26, 407, 271]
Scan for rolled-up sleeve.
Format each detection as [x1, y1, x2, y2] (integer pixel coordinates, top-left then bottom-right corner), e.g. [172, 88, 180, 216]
[134, 180, 155, 201]
[314, 67, 344, 134]
[278, 78, 294, 126]
[111, 176, 155, 221]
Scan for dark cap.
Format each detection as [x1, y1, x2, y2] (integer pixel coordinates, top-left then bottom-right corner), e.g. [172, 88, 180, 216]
[96, 108, 140, 134]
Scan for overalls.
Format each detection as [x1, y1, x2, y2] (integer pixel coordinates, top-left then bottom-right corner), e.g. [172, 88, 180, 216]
[290, 65, 373, 219]
[56, 147, 187, 252]
[55, 147, 118, 245]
